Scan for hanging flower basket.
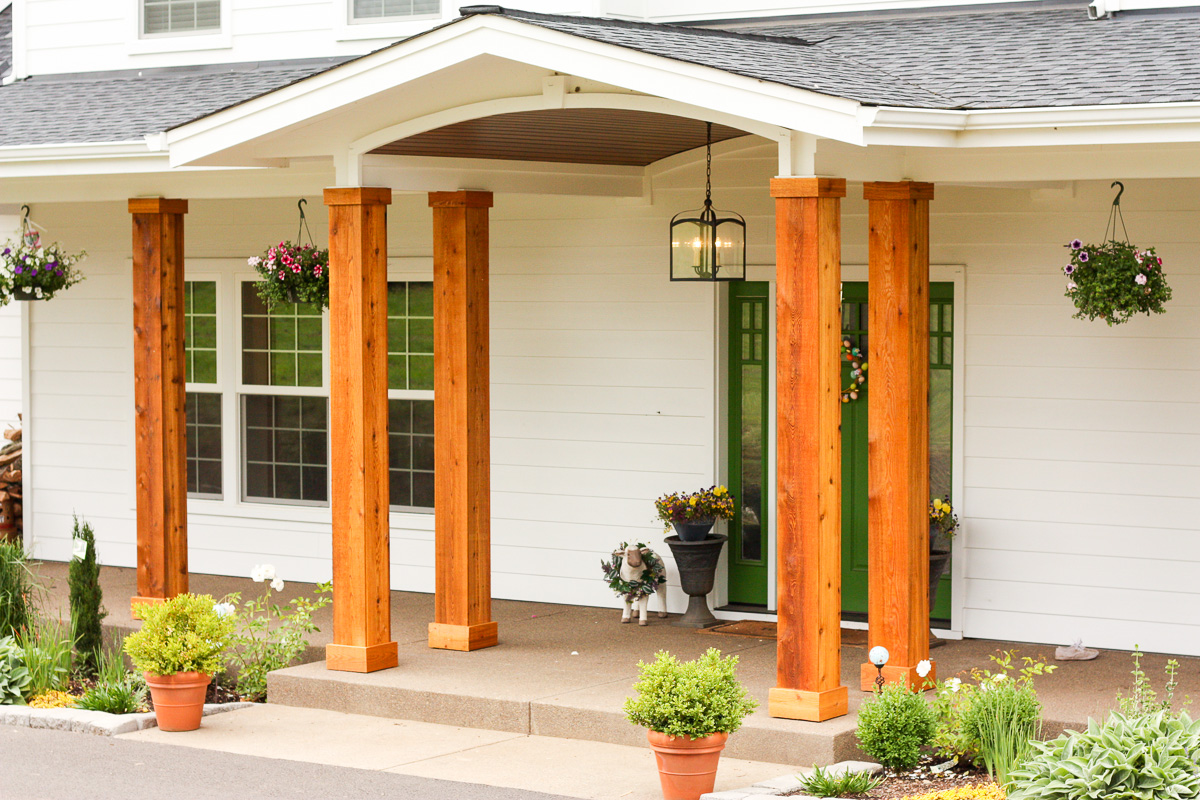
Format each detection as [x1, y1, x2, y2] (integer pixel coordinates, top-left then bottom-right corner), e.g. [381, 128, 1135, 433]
[0, 209, 86, 302]
[1062, 183, 1172, 326]
[249, 242, 329, 310]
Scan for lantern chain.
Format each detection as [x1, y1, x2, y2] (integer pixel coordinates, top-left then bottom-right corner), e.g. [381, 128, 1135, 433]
[705, 121, 713, 206]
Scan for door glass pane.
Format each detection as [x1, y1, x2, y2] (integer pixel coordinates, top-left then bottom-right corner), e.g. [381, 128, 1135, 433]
[739, 365, 763, 562]
[929, 369, 952, 502]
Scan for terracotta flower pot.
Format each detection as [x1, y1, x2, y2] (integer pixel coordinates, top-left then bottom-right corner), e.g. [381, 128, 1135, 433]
[144, 671, 210, 732]
[646, 730, 729, 800]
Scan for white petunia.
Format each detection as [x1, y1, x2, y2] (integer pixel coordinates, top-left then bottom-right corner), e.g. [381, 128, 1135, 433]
[247, 256, 261, 267]
[213, 602, 235, 618]
[945, 677, 962, 693]
[916, 659, 932, 678]
[270, 578, 285, 592]
[261, 564, 277, 581]
[250, 564, 267, 582]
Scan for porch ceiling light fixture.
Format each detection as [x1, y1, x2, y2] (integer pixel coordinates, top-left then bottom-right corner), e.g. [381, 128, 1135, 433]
[669, 122, 746, 282]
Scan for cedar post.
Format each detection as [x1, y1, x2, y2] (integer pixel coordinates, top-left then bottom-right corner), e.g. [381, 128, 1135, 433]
[427, 191, 498, 652]
[324, 187, 399, 673]
[768, 178, 848, 722]
[129, 198, 189, 614]
[861, 181, 936, 691]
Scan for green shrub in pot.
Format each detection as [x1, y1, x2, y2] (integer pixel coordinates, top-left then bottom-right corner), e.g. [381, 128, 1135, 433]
[624, 648, 757, 739]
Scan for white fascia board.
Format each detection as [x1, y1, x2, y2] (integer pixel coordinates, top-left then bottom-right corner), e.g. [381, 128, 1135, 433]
[868, 102, 1200, 148]
[164, 14, 865, 168]
[0, 141, 173, 177]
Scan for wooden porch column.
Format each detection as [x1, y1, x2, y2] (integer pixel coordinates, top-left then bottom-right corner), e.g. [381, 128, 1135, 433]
[324, 187, 399, 673]
[768, 178, 848, 722]
[861, 181, 936, 691]
[129, 198, 189, 614]
[427, 190, 498, 652]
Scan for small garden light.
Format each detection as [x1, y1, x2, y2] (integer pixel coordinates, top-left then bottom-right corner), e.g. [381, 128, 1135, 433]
[869, 645, 889, 693]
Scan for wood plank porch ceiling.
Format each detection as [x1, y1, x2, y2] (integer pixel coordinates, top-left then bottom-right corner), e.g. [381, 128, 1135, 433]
[368, 109, 748, 167]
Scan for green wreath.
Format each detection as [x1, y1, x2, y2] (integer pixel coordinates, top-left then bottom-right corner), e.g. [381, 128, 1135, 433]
[841, 339, 867, 403]
[601, 543, 667, 601]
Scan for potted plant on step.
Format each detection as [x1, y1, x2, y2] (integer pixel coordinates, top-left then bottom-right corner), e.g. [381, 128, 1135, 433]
[625, 648, 757, 800]
[123, 593, 236, 731]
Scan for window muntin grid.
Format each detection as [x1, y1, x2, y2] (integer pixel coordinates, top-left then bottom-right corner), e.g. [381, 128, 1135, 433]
[241, 283, 323, 388]
[142, 0, 220, 36]
[186, 392, 222, 498]
[387, 281, 434, 510]
[185, 280, 218, 384]
[242, 394, 329, 504]
[352, 0, 439, 22]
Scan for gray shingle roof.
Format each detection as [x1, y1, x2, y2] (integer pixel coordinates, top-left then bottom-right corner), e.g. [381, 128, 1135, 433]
[750, 5, 1200, 109]
[0, 4, 13, 79]
[3, 3, 1200, 149]
[0, 60, 343, 148]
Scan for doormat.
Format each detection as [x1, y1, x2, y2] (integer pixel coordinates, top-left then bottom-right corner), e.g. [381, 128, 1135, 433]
[697, 621, 869, 646]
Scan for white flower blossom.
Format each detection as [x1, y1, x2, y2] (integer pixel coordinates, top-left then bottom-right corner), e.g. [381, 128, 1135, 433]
[247, 256, 262, 267]
[270, 578, 285, 592]
[945, 677, 962, 693]
[261, 564, 277, 581]
[214, 602, 235, 618]
[916, 660, 932, 678]
[250, 564, 268, 582]
[992, 673, 1008, 683]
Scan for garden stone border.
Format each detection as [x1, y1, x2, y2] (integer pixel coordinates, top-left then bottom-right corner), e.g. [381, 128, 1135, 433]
[0, 702, 254, 736]
[702, 760, 883, 800]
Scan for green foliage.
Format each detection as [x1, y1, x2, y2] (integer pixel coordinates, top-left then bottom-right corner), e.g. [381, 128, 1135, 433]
[68, 516, 106, 676]
[654, 486, 736, 529]
[1063, 240, 1172, 326]
[250, 242, 329, 310]
[855, 683, 936, 770]
[0, 540, 37, 638]
[18, 617, 73, 697]
[1118, 645, 1187, 717]
[931, 651, 1055, 764]
[1008, 712, 1200, 800]
[962, 678, 1041, 787]
[124, 593, 236, 677]
[223, 578, 331, 701]
[796, 765, 883, 798]
[76, 671, 147, 714]
[624, 648, 757, 739]
[0, 635, 31, 704]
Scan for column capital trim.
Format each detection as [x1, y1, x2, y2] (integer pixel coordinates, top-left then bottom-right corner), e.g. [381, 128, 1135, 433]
[324, 187, 393, 206]
[428, 190, 494, 209]
[128, 198, 188, 215]
[770, 177, 846, 199]
[864, 181, 935, 201]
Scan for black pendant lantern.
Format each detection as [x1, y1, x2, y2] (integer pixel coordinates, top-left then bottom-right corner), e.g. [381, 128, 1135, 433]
[670, 122, 746, 282]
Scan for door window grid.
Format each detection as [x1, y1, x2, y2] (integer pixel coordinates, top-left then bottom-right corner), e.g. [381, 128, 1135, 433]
[732, 296, 765, 564]
[142, 0, 220, 35]
[387, 281, 435, 511]
[185, 392, 222, 498]
[241, 283, 324, 388]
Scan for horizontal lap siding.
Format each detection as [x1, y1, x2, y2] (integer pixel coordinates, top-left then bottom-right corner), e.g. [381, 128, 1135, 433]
[941, 179, 1200, 655]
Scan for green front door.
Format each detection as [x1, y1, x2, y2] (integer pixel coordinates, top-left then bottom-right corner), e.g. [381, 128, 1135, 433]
[726, 281, 954, 620]
[840, 281, 954, 620]
[726, 282, 769, 605]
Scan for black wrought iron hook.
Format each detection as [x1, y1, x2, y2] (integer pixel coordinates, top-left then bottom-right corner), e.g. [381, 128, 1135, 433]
[20, 205, 29, 222]
[296, 198, 314, 246]
[1111, 181, 1125, 207]
[297, 198, 307, 219]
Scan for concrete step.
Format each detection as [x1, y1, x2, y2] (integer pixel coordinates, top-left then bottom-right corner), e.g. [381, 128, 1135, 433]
[268, 660, 863, 766]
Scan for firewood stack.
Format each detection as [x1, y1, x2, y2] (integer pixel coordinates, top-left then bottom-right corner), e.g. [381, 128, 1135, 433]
[0, 423, 22, 545]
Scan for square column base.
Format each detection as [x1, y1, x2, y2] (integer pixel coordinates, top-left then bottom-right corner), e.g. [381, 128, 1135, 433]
[860, 661, 937, 692]
[768, 686, 849, 722]
[326, 641, 399, 673]
[130, 596, 164, 618]
[428, 621, 499, 651]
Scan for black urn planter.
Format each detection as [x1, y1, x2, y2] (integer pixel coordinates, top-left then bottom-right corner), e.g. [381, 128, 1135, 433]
[664, 534, 727, 628]
[671, 518, 715, 542]
[12, 287, 38, 301]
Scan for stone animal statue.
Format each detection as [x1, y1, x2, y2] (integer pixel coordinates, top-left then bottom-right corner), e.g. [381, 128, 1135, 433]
[601, 543, 668, 626]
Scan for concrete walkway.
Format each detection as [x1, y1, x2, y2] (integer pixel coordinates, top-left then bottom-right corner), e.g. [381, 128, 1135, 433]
[121, 704, 798, 800]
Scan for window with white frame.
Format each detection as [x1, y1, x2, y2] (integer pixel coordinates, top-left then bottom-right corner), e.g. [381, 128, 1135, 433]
[184, 280, 222, 498]
[239, 282, 329, 505]
[142, 0, 221, 36]
[351, 0, 440, 22]
[386, 281, 434, 511]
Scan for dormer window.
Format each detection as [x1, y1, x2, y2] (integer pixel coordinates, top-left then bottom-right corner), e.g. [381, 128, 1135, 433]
[142, 0, 221, 36]
[351, 0, 440, 22]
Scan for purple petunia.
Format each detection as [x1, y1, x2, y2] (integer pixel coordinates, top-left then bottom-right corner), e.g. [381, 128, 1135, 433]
[1064, 264, 1075, 275]
[1, 248, 8, 256]
[47, 261, 57, 269]
[1078, 251, 1089, 263]
[13, 266, 22, 274]
[1070, 239, 1083, 250]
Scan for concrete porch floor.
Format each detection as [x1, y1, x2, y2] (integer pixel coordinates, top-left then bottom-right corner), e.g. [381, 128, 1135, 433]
[35, 562, 1200, 766]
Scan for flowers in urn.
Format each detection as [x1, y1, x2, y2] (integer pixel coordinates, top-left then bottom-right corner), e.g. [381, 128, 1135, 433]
[929, 496, 959, 539]
[655, 486, 735, 542]
[1063, 239, 1171, 326]
[249, 241, 329, 310]
[0, 225, 86, 302]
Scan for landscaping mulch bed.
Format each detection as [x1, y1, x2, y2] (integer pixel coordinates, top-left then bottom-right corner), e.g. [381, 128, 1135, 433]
[783, 757, 994, 800]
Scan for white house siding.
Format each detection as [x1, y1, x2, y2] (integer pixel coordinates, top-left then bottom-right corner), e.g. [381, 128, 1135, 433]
[21, 173, 1200, 656]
